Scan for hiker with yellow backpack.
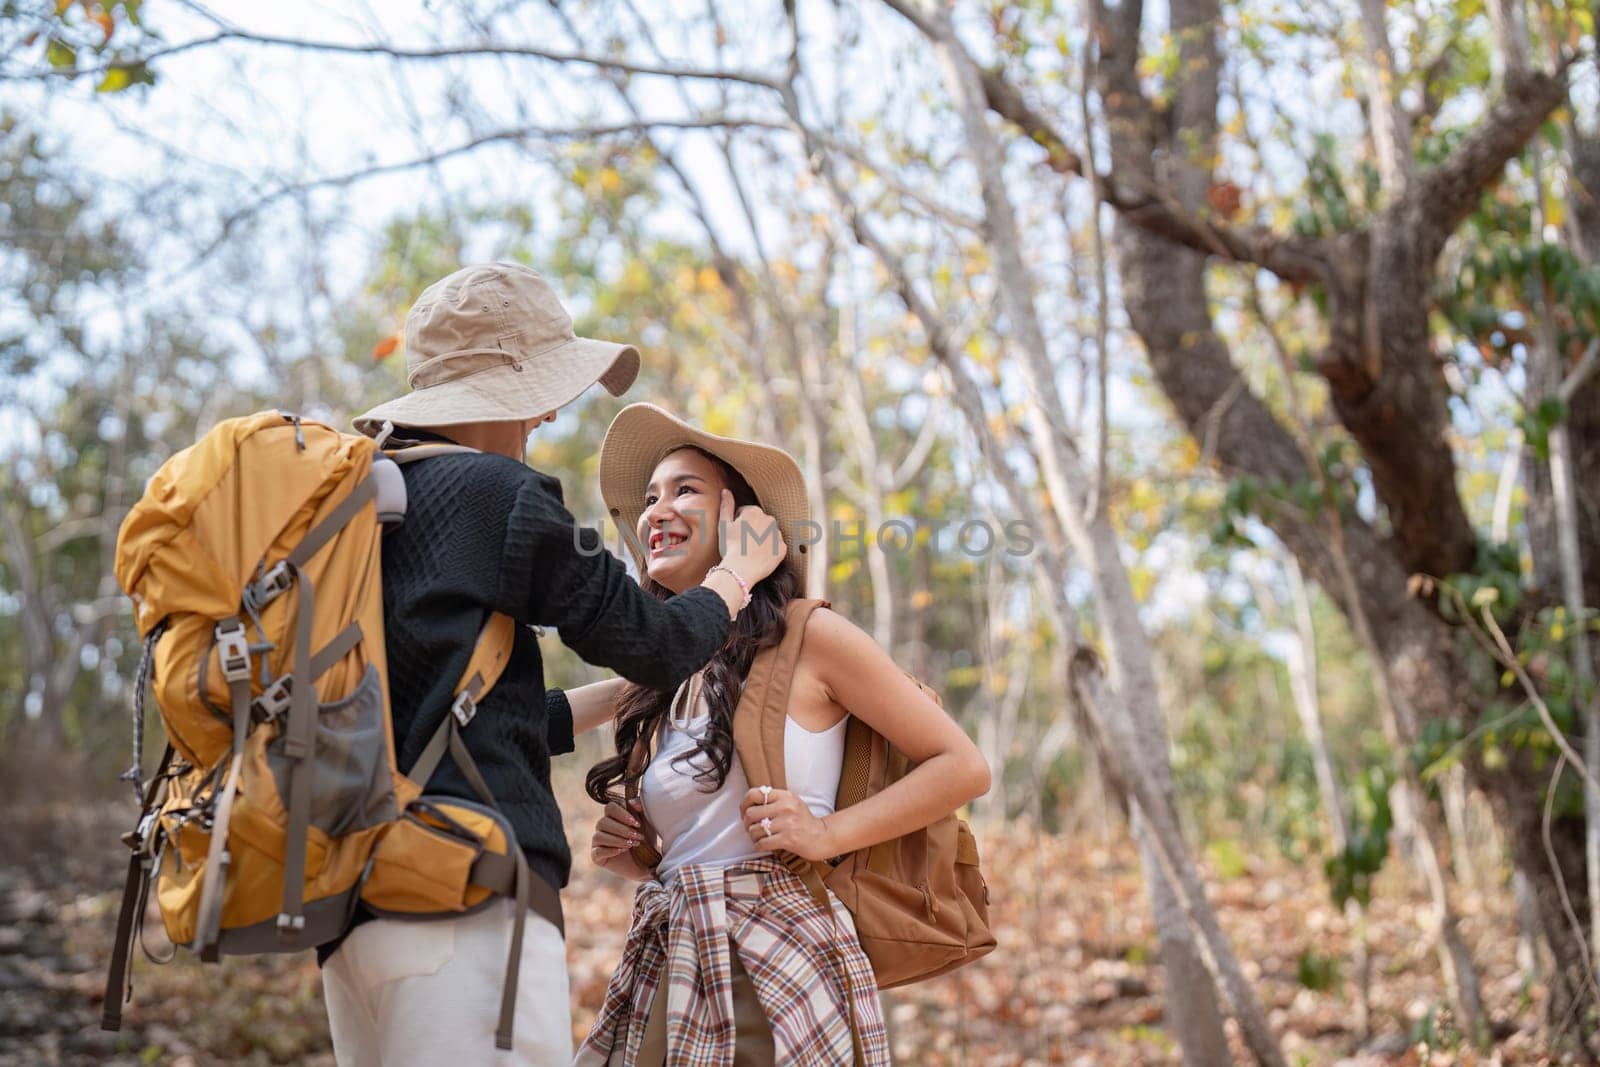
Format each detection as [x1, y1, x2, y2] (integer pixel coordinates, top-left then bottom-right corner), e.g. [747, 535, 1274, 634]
[566, 404, 996, 1067]
[103, 264, 787, 1065]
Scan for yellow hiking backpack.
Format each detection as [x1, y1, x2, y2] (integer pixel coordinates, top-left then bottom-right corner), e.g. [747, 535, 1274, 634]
[103, 410, 549, 1050]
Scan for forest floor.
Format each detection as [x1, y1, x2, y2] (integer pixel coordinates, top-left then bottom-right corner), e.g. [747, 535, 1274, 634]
[0, 795, 1562, 1066]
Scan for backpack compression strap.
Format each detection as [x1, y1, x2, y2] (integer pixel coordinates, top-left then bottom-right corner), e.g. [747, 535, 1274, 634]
[101, 744, 175, 1031]
[269, 472, 381, 949]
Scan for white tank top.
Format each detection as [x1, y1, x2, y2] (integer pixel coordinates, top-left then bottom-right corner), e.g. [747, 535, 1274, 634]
[640, 685, 847, 882]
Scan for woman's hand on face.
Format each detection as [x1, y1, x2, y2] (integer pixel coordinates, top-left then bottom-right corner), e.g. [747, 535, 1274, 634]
[589, 798, 657, 882]
[718, 489, 785, 584]
[740, 786, 839, 862]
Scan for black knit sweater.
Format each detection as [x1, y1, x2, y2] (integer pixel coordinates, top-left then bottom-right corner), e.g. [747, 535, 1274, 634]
[319, 445, 730, 962]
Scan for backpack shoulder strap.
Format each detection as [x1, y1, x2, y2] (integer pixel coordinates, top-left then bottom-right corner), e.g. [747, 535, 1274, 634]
[456, 611, 517, 711]
[731, 597, 831, 792]
[384, 442, 482, 464]
[406, 611, 517, 788]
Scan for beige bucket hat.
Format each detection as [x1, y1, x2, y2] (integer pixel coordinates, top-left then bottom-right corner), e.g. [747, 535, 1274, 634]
[599, 403, 811, 588]
[353, 262, 640, 436]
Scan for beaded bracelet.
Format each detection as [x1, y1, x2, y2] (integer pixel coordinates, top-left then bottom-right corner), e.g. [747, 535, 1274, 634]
[705, 564, 753, 610]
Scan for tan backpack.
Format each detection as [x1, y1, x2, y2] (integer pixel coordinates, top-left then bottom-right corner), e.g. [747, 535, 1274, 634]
[624, 597, 995, 987]
[733, 598, 995, 988]
[104, 410, 554, 1050]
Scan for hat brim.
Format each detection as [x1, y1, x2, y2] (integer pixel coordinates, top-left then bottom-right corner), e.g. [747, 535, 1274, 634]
[599, 403, 810, 590]
[353, 336, 640, 436]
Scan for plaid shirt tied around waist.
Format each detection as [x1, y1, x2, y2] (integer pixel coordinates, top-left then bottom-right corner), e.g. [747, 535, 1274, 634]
[576, 856, 890, 1067]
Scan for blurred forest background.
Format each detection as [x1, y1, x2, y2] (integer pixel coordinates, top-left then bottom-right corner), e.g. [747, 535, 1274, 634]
[2, 0, 1599, 1063]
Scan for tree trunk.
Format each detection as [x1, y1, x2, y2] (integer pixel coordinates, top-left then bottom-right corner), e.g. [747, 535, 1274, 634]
[1513, 868, 1547, 985]
[1132, 807, 1233, 1066]
[1280, 558, 1372, 1037]
[1531, 295, 1600, 1019]
[920, 11, 1246, 1060]
[1389, 780, 1487, 1039]
[1441, 767, 1478, 892]
[837, 289, 896, 649]
[794, 25, 1287, 1051]
[1078, 0, 1594, 1041]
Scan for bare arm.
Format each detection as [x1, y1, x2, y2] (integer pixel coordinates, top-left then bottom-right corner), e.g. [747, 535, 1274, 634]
[741, 608, 990, 861]
[563, 677, 631, 736]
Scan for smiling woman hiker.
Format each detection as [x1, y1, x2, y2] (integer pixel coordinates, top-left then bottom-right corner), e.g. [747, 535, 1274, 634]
[559, 403, 993, 1067]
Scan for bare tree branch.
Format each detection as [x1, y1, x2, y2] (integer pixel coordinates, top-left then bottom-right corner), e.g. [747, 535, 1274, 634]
[1415, 66, 1570, 251]
[35, 512, 111, 555]
[1078, 12, 1111, 524]
[0, 27, 785, 92]
[1413, 29, 1465, 124]
[1487, 0, 1532, 82]
[1354, 0, 1418, 196]
[138, 115, 784, 315]
[821, 135, 983, 231]
[888, 404, 945, 492]
[975, 62, 1332, 283]
[1562, 338, 1600, 403]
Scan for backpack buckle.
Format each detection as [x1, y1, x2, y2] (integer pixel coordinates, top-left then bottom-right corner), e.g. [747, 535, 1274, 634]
[215, 621, 251, 682]
[276, 912, 305, 934]
[451, 692, 477, 728]
[120, 808, 160, 854]
[256, 561, 293, 603]
[252, 677, 293, 723]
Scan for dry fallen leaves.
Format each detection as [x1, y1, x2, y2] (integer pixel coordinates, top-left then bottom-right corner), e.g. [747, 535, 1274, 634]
[0, 792, 1557, 1066]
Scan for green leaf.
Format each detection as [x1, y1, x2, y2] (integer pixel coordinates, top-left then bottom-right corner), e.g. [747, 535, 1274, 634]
[1205, 838, 1249, 880]
[96, 62, 152, 92]
[1296, 950, 1340, 992]
[46, 37, 76, 69]
[1521, 395, 1569, 460]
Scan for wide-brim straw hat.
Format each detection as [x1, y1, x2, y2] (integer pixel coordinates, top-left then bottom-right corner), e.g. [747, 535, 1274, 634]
[354, 262, 640, 436]
[599, 403, 810, 589]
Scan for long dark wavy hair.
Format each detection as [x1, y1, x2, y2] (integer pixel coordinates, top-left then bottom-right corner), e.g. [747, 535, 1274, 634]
[585, 445, 802, 803]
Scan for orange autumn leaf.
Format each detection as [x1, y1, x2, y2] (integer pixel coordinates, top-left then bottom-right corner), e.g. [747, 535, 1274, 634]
[372, 335, 400, 359]
[75, 0, 112, 42]
[1206, 180, 1243, 220]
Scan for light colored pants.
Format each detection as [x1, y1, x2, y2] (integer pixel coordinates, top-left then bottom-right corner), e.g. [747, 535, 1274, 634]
[323, 898, 572, 1066]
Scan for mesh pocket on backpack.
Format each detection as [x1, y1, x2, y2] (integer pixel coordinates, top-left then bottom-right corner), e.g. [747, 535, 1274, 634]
[268, 665, 397, 838]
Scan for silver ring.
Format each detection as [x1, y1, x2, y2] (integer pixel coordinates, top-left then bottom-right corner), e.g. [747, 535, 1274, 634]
[760, 817, 774, 837]
[759, 785, 772, 802]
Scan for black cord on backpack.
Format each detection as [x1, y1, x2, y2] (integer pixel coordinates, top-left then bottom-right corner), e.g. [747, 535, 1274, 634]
[120, 622, 166, 803]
